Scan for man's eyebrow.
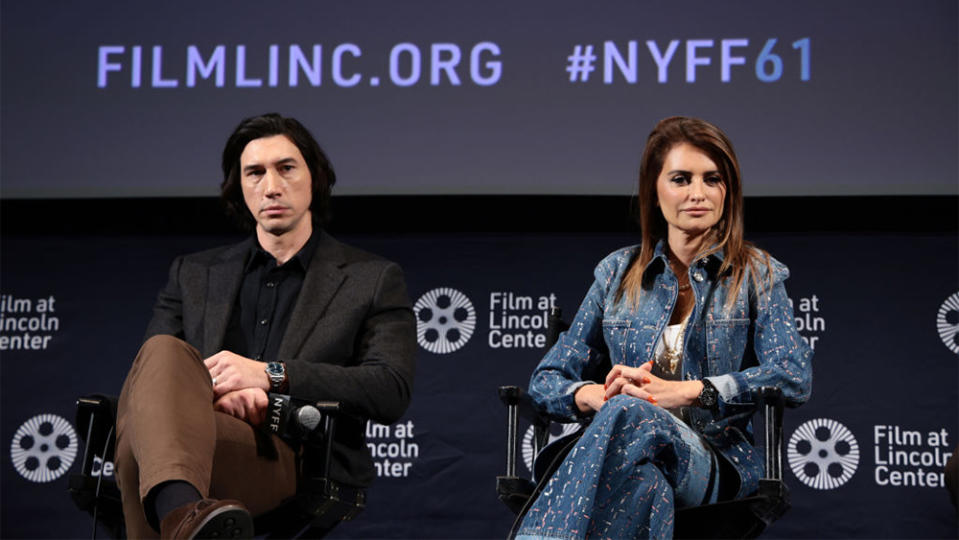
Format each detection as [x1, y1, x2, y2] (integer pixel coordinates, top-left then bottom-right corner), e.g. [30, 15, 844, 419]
[242, 157, 298, 173]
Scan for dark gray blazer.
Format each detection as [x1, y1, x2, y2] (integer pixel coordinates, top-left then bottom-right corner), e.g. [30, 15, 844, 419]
[144, 230, 417, 488]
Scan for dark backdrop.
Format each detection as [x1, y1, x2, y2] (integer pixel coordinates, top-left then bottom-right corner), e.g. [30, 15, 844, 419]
[1, 195, 957, 538]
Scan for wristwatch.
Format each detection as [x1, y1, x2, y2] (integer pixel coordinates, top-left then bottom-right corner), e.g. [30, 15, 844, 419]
[698, 378, 719, 410]
[265, 362, 287, 392]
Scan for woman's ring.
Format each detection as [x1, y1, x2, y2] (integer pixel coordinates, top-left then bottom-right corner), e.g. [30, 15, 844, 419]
[212, 377, 217, 386]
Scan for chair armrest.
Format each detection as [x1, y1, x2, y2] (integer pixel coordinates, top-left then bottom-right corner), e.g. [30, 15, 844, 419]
[498, 386, 549, 427]
[282, 400, 342, 480]
[499, 386, 523, 478]
[498, 386, 551, 478]
[757, 386, 785, 481]
[75, 395, 118, 477]
[70, 395, 125, 538]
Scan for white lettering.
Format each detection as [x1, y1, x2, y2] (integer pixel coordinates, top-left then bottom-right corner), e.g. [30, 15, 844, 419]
[91, 455, 115, 477]
[430, 43, 461, 86]
[268, 44, 279, 87]
[186, 45, 225, 87]
[646, 40, 679, 83]
[470, 42, 501, 86]
[720, 39, 748, 82]
[131, 45, 142, 88]
[332, 43, 361, 87]
[289, 45, 321, 87]
[685, 40, 713, 83]
[97, 46, 124, 88]
[235, 45, 262, 87]
[390, 43, 420, 87]
[151, 46, 178, 87]
[604, 40, 637, 84]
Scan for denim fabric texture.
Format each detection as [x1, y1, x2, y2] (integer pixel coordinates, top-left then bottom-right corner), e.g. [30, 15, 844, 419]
[518, 241, 812, 539]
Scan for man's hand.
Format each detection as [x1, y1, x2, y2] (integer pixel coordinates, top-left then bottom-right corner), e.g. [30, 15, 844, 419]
[214, 388, 269, 426]
[204, 350, 270, 398]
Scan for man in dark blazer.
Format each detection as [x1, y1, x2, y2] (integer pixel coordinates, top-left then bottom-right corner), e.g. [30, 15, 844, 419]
[115, 113, 416, 539]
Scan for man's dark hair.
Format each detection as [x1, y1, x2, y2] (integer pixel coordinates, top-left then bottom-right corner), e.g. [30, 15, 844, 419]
[220, 113, 336, 227]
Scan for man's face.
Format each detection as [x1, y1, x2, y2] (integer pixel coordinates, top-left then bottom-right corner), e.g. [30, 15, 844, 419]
[239, 135, 313, 237]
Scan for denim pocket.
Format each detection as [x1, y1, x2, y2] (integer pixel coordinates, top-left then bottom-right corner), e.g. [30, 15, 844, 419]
[602, 319, 632, 363]
[706, 318, 749, 375]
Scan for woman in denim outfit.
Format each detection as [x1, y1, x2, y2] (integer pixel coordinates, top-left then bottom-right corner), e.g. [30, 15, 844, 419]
[516, 117, 813, 539]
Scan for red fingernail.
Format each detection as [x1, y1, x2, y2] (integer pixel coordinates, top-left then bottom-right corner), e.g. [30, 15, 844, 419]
[643, 378, 651, 384]
[647, 396, 657, 404]
[604, 395, 608, 401]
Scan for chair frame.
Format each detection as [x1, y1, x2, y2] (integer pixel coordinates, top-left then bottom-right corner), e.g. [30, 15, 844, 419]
[68, 394, 365, 539]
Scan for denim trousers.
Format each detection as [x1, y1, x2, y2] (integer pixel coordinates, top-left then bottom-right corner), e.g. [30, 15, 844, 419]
[516, 395, 717, 539]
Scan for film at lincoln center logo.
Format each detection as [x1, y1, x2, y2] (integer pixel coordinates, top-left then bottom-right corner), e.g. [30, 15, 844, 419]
[937, 292, 959, 354]
[787, 418, 860, 490]
[414, 287, 476, 354]
[10, 413, 78, 483]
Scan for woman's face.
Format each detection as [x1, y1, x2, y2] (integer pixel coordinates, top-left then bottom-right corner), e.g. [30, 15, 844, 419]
[656, 143, 726, 240]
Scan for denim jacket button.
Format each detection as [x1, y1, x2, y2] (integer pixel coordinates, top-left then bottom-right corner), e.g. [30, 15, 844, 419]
[693, 272, 704, 282]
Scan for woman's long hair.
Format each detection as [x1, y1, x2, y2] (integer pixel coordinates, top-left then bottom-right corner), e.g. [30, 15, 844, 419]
[619, 116, 771, 311]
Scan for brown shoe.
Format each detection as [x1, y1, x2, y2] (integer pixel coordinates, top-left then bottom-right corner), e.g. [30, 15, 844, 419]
[159, 498, 253, 539]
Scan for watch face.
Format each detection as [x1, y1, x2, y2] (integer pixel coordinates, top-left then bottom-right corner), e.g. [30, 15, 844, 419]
[700, 381, 717, 407]
[703, 392, 716, 407]
[266, 362, 283, 376]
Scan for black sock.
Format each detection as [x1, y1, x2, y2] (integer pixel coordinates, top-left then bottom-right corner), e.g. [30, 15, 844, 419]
[151, 480, 202, 524]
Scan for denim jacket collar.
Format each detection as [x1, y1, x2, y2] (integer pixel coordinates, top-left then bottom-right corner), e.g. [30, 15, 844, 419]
[646, 239, 725, 280]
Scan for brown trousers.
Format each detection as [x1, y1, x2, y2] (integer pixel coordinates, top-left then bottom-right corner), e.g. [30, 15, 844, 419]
[115, 335, 298, 538]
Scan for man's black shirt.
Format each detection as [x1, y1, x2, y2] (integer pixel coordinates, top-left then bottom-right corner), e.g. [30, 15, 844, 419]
[222, 232, 319, 363]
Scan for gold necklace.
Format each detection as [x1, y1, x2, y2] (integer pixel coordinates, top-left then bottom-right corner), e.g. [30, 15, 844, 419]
[660, 320, 687, 374]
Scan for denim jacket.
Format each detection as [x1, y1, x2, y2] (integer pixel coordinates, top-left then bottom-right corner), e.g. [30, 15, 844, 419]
[529, 241, 813, 497]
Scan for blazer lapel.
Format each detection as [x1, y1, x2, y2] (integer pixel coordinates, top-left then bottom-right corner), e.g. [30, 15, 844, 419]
[278, 231, 347, 359]
[203, 239, 250, 357]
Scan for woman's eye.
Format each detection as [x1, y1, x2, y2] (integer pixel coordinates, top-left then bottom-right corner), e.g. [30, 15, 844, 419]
[670, 175, 689, 184]
[705, 175, 722, 185]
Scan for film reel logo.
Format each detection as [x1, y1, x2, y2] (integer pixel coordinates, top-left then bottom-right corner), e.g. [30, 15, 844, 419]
[414, 287, 476, 354]
[10, 414, 78, 483]
[522, 423, 580, 473]
[788, 418, 859, 490]
[937, 292, 959, 354]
